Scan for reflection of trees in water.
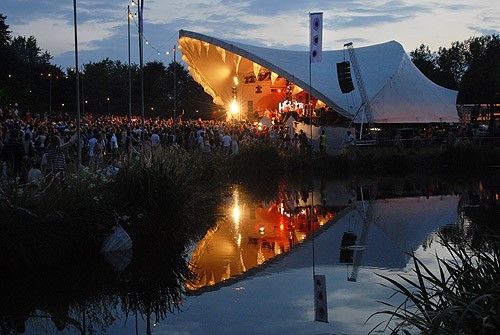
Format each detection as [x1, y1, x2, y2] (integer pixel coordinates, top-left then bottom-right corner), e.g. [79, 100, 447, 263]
[237, 178, 280, 204]
[439, 205, 499, 251]
[437, 175, 500, 250]
[119, 246, 196, 334]
[0, 259, 119, 335]
[0, 241, 194, 335]
[2, 175, 497, 334]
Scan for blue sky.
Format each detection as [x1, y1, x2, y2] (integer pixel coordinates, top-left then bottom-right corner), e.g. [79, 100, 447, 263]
[2, 0, 499, 69]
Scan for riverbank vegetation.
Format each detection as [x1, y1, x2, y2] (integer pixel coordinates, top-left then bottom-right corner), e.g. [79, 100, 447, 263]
[0, 147, 225, 269]
[369, 235, 499, 334]
[1, 142, 499, 334]
[1, 141, 499, 269]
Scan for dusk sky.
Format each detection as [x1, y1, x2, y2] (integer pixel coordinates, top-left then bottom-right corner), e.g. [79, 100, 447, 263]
[2, 0, 499, 69]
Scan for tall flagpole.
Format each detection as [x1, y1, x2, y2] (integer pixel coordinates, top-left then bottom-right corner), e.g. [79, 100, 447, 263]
[128, 5, 133, 160]
[173, 45, 176, 142]
[310, 12, 327, 324]
[309, 12, 315, 278]
[128, 5, 132, 122]
[138, 0, 145, 163]
[73, 0, 81, 171]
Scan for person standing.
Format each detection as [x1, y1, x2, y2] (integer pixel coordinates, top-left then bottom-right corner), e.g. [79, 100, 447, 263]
[319, 130, 327, 155]
[344, 131, 355, 147]
[187, 131, 196, 154]
[45, 132, 78, 179]
[222, 132, 231, 156]
[150, 128, 160, 153]
[110, 130, 119, 161]
[0, 129, 27, 181]
[231, 132, 239, 155]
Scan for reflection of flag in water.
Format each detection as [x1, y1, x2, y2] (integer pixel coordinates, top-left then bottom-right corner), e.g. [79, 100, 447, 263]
[310, 12, 323, 63]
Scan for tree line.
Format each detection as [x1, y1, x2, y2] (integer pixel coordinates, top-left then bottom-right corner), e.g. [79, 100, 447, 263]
[1, 13, 499, 119]
[0, 14, 217, 120]
[410, 35, 500, 104]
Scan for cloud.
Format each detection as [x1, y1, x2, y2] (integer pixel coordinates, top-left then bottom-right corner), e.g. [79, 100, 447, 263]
[467, 26, 500, 37]
[4, 0, 500, 69]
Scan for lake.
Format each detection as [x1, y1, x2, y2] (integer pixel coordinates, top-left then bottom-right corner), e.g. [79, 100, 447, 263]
[1, 174, 498, 334]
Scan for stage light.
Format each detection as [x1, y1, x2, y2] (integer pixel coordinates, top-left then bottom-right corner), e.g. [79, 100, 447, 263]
[230, 99, 239, 115]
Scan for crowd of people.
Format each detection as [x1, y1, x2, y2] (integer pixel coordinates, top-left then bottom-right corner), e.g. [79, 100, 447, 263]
[0, 106, 314, 185]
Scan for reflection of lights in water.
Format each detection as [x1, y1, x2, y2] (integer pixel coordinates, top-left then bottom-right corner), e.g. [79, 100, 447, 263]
[237, 233, 241, 247]
[280, 202, 284, 214]
[296, 231, 306, 240]
[233, 205, 240, 228]
[257, 245, 265, 265]
[232, 188, 240, 230]
[280, 223, 284, 230]
[274, 243, 282, 255]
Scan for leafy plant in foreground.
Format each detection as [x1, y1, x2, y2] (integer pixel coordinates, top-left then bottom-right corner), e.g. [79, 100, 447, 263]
[368, 236, 499, 334]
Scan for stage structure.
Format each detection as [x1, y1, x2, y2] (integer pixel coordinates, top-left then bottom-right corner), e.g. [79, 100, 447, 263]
[178, 30, 460, 124]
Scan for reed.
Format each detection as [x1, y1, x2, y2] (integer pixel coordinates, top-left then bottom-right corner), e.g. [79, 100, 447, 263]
[105, 148, 224, 246]
[368, 235, 500, 334]
[0, 147, 226, 268]
[228, 142, 284, 179]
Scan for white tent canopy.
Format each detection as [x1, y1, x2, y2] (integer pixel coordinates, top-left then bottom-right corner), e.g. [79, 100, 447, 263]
[178, 30, 459, 124]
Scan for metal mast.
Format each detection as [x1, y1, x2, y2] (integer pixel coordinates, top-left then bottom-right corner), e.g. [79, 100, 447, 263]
[344, 42, 371, 134]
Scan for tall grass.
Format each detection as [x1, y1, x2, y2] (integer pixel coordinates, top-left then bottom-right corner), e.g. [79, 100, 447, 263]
[105, 148, 224, 246]
[369, 236, 500, 334]
[0, 172, 115, 268]
[228, 142, 284, 180]
[0, 147, 226, 268]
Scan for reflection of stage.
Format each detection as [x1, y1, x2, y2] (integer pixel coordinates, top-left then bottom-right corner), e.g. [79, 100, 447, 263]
[186, 189, 335, 292]
[187, 179, 459, 292]
[268, 195, 460, 276]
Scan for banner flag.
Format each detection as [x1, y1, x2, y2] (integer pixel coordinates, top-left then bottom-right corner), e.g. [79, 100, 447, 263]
[310, 12, 323, 63]
[314, 274, 328, 322]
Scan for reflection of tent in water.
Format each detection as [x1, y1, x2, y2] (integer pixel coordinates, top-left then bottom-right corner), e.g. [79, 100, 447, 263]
[264, 195, 460, 275]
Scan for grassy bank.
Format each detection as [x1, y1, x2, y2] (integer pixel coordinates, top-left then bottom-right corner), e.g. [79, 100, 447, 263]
[0, 148, 226, 269]
[303, 144, 500, 177]
[1, 141, 499, 269]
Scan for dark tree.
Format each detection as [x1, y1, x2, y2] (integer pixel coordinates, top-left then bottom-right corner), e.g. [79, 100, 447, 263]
[165, 61, 217, 119]
[10, 36, 52, 65]
[0, 14, 11, 46]
[410, 44, 437, 78]
[458, 35, 500, 104]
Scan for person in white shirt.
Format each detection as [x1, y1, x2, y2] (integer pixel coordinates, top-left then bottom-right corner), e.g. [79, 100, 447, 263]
[231, 133, 239, 155]
[110, 131, 119, 160]
[222, 132, 231, 156]
[150, 130, 161, 152]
